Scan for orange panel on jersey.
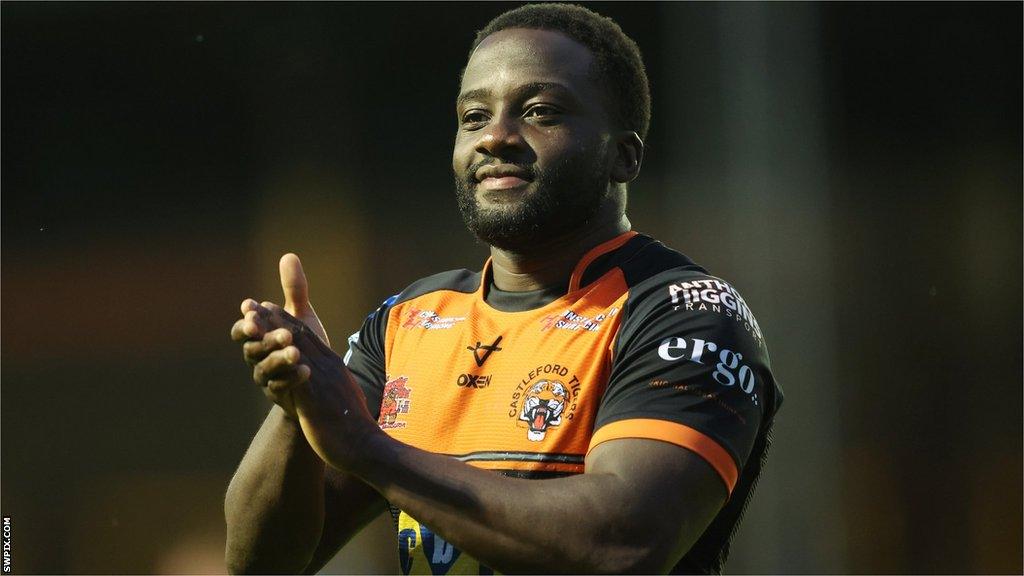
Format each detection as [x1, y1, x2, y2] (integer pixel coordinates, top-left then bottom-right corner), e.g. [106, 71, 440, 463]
[379, 268, 630, 474]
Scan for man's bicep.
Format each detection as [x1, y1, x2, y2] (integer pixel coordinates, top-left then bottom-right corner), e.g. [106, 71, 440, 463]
[302, 466, 389, 574]
[586, 438, 727, 571]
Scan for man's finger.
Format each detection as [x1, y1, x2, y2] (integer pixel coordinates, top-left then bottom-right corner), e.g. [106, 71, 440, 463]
[240, 298, 259, 315]
[230, 309, 268, 342]
[230, 319, 247, 342]
[231, 317, 261, 342]
[267, 364, 311, 393]
[255, 301, 311, 336]
[242, 329, 292, 365]
[252, 346, 302, 387]
[279, 253, 310, 316]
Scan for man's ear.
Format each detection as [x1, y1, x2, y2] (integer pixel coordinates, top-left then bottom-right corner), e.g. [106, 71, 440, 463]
[611, 131, 644, 184]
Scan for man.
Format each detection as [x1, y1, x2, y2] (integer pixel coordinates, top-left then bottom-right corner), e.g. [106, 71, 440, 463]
[225, 4, 782, 574]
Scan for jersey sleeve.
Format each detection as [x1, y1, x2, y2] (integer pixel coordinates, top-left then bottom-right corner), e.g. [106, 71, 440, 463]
[590, 272, 779, 495]
[343, 294, 398, 420]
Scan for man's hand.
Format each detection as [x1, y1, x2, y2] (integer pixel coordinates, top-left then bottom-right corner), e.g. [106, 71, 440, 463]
[229, 254, 330, 418]
[230, 254, 381, 469]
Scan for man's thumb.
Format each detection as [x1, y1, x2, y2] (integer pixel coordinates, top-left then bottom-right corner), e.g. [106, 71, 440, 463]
[279, 253, 310, 315]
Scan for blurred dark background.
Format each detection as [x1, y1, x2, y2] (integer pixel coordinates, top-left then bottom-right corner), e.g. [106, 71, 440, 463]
[2, 2, 1021, 573]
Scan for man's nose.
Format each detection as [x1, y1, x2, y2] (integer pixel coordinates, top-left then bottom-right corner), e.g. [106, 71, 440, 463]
[475, 115, 526, 158]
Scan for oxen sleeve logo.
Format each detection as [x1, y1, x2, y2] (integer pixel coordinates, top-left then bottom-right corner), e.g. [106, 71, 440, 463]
[379, 376, 412, 429]
[518, 380, 569, 441]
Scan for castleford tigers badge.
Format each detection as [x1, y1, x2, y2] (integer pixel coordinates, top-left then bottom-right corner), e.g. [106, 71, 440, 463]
[508, 364, 581, 441]
[379, 376, 412, 429]
[519, 380, 569, 441]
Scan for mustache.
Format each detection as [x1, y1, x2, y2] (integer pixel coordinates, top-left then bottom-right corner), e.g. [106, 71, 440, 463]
[465, 158, 537, 182]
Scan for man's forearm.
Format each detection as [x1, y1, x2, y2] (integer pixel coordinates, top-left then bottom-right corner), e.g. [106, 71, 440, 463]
[347, 434, 681, 574]
[238, 302, 724, 573]
[224, 406, 326, 574]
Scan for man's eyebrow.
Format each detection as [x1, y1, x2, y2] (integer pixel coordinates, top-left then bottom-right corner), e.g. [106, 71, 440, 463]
[456, 88, 491, 110]
[516, 82, 575, 100]
[455, 82, 577, 110]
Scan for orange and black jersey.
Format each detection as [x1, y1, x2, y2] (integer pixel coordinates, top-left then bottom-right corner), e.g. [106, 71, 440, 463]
[344, 231, 783, 575]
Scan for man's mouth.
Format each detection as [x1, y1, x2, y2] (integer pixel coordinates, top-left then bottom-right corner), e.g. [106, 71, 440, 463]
[479, 175, 531, 191]
[473, 163, 534, 191]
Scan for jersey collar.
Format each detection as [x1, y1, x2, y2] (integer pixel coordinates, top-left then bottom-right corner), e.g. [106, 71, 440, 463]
[477, 230, 640, 296]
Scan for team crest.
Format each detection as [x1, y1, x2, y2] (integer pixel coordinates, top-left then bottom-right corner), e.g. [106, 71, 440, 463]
[508, 364, 581, 441]
[379, 376, 412, 429]
[518, 380, 569, 441]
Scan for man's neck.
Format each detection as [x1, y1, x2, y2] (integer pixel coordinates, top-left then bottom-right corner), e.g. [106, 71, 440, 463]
[489, 214, 632, 292]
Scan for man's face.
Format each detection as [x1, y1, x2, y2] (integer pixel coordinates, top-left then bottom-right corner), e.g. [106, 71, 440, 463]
[453, 28, 616, 251]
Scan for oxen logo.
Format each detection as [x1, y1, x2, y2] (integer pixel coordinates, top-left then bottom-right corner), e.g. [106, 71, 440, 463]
[379, 376, 412, 429]
[466, 336, 503, 366]
[518, 380, 569, 441]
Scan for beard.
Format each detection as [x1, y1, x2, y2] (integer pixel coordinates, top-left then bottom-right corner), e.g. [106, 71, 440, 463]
[455, 143, 613, 252]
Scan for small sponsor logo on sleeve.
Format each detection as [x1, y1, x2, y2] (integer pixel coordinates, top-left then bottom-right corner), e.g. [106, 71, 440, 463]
[657, 336, 760, 406]
[667, 278, 764, 342]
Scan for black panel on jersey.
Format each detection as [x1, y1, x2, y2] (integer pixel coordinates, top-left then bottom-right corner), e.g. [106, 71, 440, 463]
[395, 269, 482, 302]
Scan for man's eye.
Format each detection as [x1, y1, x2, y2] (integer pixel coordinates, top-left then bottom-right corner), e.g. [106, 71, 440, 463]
[461, 111, 489, 126]
[524, 105, 559, 119]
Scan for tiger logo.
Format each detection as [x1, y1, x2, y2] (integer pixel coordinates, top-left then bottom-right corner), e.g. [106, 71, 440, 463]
[518, 380, 569, 441]
[379, 376, 412, 429]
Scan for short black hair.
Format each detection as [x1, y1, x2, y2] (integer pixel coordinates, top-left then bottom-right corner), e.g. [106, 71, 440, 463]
[470, 3, 651, 141]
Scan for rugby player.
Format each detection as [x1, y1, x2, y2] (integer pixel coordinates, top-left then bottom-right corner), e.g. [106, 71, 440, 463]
[226, 4, 782, 574]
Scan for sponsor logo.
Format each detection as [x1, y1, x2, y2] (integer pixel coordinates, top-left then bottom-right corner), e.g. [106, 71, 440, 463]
[666, 279, 763, 341]
[398, 510, 471, 575]
[508, 364, 581, 441]
[540, 307, 619, 332]
[456, 373, 492, 388]
[657, 336, 759, 405]
[466, 336, 503, 366]
[400, 308, 466, 330]
[379, 376, 412, 429]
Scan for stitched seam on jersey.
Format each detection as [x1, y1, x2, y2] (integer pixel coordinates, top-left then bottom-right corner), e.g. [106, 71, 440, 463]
[586, 418, 739, 494]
